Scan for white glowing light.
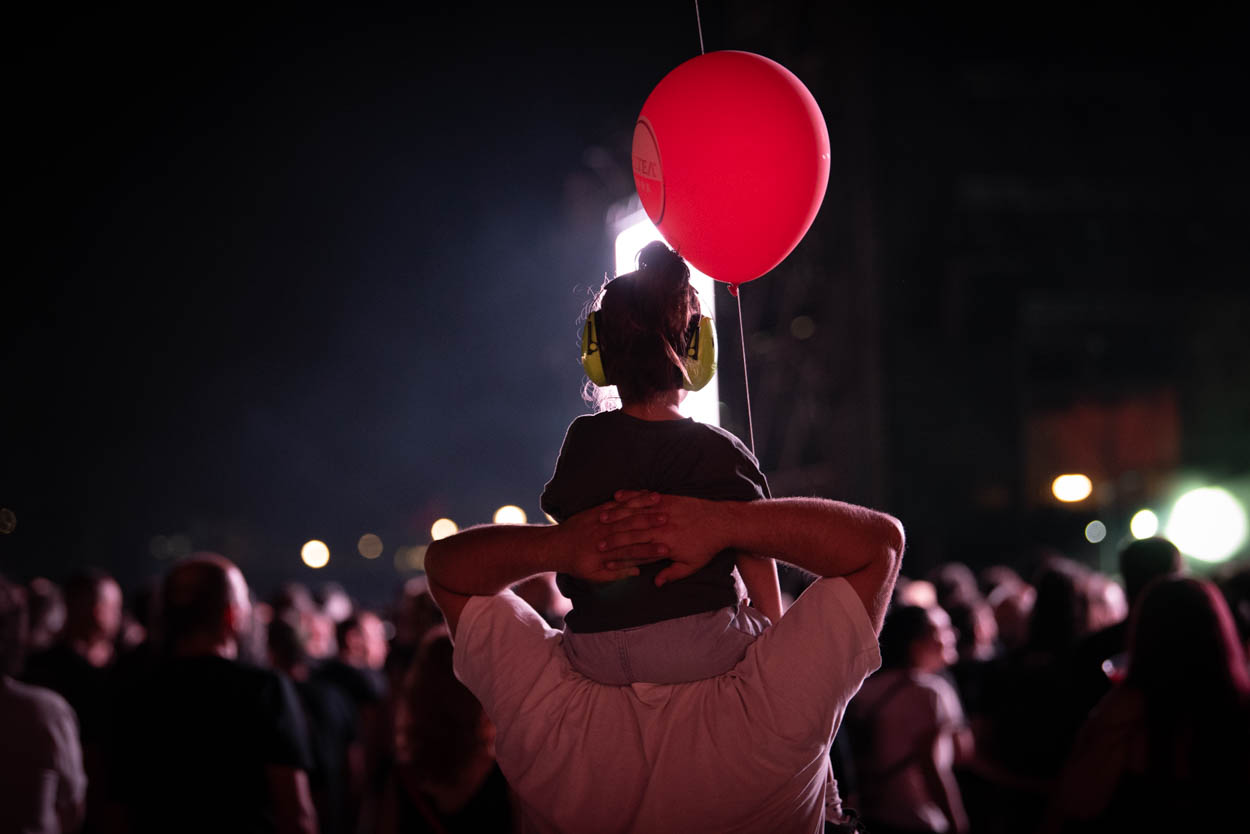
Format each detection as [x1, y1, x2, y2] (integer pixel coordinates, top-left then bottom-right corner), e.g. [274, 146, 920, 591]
[301, 540, 330, 569]
[1130, 509, 1159, 539]
[357, 533, 383, 559]
[1165, 487, 1247, 563]
[1052, 474, 1093, 503]
[493, 505, 528, 525]
[614, 213, 721, 427]
[430, 518, 458, 541]
[1084, 520, 1107, 543]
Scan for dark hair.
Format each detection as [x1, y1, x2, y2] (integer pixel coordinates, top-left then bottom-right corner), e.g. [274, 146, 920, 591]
[1125, 576, 1250, 787]
[1118, 536, 1182, 605]
[400, 628, 492, 784]
[590, 241, 700, 404]
[0, 573, 28, 676]
[1026, 556, 1091, 653]
[879, 604, 934, 669]
[267, 612, 308, 672]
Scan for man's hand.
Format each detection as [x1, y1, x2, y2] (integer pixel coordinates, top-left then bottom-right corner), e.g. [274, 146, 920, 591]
[596, 492, 733, 587]
[559, 491, 672, 582]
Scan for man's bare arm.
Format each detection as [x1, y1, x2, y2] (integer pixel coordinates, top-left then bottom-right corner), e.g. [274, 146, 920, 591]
[424, 493, 670, 639]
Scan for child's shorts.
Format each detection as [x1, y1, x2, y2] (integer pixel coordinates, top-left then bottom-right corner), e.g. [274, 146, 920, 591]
[560, 599, 772, 685]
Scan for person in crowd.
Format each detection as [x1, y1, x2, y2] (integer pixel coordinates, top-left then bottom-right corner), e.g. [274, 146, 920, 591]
[312, 609, 391, 832]
[25, 576, 66, 654]
[270, 614, 358, 834]
[895, 577, 938, 610]
[423, 489, 904, 832]
[927, 562, 979, 612]
[540, 241, 781, 685]
[1, 573, 87, 834]
[980, 565, 1034, 653]
[846, 604, 971, 834]
[23, 569, 123, 832]
[943, 593, 1000, 715]
[382, 626, 515, 833]
[315, 582, 355, 626]
[975, 556, 1094, 831]
[1043, 576, 1250, 831]
[108, 554, 318, 834]
[23, 569, 123, 727]
[1070, 537, 1183, 714]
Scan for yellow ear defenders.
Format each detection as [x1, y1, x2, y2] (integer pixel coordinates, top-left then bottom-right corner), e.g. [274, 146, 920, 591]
[581, 311, 718, 391]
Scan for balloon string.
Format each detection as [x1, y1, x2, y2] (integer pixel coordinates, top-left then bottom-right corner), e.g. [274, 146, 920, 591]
[694, 0, 706, 54]
[734, 286, 756, 456]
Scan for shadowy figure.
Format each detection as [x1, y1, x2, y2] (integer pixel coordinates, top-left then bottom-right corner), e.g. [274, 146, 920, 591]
[383, 627, 515, 833]
[846, 603, 971, 834]
[1, 572, 86, 833]
[109, 554, 318, 834]
[1044, 576, 1250, 832]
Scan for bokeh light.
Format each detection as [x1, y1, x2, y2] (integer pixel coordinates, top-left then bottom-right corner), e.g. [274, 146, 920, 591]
[394, 545, 428, 572]
[789, 315, 816, 340]
[1084, 520, 1107, 543]
[1130, 509, 1159, 539]
[357, 533, 383, 559]
[301, 540, 330, 569]
[1052, 474, 1093, 503]
[430, 518, 458, 541]
[1165, 487, 1247, 563]
[493, 505, 528, 525]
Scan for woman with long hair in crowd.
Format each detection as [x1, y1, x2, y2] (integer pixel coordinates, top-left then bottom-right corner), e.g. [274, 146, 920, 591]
[382, 627, 515, 833]
[1043, 575, 1250, 831]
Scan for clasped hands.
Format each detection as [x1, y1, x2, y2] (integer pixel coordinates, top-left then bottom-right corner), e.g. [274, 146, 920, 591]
[560, 490, 730, 587]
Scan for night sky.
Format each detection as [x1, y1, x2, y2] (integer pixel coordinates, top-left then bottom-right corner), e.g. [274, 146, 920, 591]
[5, 5, 1248, 604]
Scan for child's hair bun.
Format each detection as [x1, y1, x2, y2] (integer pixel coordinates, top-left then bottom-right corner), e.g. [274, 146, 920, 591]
[637, 241, 690, 291]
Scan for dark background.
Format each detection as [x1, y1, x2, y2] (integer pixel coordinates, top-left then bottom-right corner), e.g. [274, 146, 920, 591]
[5, 3, 1248, 607]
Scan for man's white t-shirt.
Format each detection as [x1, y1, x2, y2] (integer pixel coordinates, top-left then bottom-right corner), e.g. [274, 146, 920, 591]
[454, 577, 881, 834]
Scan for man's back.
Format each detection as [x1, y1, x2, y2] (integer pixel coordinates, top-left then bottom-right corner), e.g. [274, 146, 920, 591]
[110, 655, 313, 834]
[454, 577, 881, 833]
[0, 677, 86, 834]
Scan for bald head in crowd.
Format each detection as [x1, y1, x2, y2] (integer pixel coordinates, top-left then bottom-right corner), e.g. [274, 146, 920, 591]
[161, 554, 252, 657]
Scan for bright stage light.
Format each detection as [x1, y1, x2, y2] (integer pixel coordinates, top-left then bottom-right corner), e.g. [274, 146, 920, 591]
[1052, 474, 1093, 503]
[1084, 520, 1107, 543]
[430, 518, 458, 541]
[301, 540, 330, 569]
[357, 533, 383, 559]
[1130, 509, 1159, 539]
[614, 212, 720, 427]
[1165, 487, 1247, 563]
[493, 505, 527, 525]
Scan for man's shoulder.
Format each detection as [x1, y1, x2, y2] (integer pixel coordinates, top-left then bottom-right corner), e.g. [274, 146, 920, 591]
[1, 676, 76, 722]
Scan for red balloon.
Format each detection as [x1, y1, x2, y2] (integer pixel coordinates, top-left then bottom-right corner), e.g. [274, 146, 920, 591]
[632, 51, 830, 285]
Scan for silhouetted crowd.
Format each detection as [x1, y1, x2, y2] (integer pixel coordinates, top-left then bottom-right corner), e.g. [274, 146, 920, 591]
[2, 536, 1248, 834]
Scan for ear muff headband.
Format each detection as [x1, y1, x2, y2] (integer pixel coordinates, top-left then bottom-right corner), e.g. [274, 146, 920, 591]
[581, 312, 717, 392]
